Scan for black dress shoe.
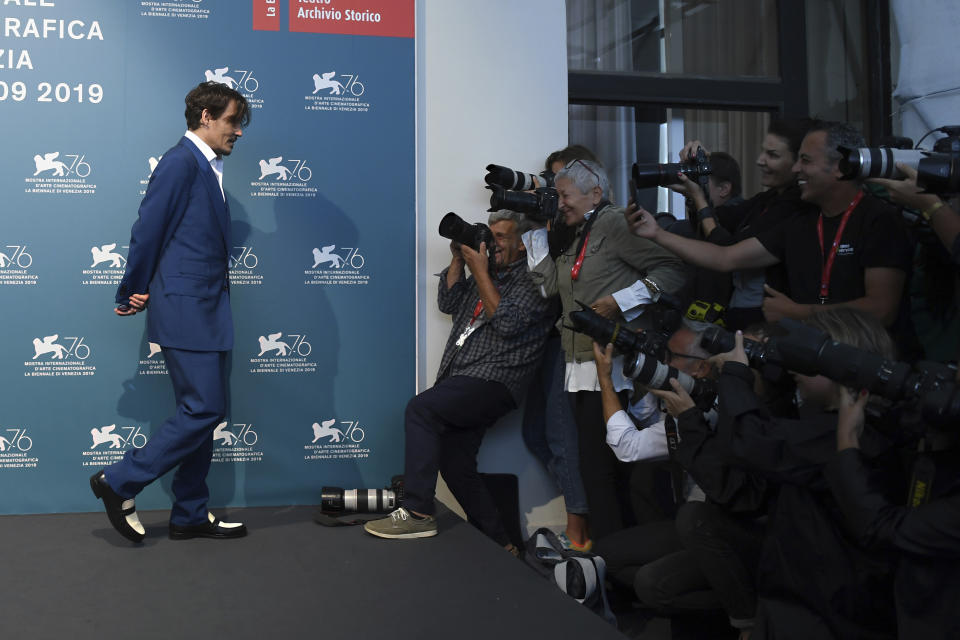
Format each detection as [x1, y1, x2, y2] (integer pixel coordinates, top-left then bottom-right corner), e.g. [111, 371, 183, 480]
[89, 470, 145, 543]
[169, 512, 247, 540]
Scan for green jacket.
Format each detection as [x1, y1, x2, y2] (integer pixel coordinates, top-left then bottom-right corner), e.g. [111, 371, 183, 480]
[530, 203, 686, 362]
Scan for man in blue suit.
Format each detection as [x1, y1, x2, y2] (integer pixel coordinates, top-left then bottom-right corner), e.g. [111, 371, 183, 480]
[90, 81, 250, 543]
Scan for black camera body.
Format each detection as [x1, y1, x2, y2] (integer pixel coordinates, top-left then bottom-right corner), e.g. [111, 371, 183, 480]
[484, 164, 559, 223]
[700, 320, 960, 429]
[439, 212, 495, 263]
[487, 184, 559, 223]
[838, 125, 960, 194]
[632, 146, 712, 191]
[568, 301, 716, 410]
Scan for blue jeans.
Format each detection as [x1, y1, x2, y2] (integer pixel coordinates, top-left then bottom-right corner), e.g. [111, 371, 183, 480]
[521, 334, 588, 514]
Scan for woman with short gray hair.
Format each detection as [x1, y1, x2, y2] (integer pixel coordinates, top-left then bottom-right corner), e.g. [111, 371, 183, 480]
[525, 157, 686, 540]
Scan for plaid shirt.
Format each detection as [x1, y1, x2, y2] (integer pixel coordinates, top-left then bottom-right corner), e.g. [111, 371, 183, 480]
[436, 257, 553, 405]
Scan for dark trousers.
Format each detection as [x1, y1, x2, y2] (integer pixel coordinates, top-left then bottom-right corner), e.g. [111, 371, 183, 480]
[594, 502, 762, 624]
[403, 375, 516, 545]
[106, 348, 228, 525]
[571, 389, 633, 539]
[675, 501, 763, 625]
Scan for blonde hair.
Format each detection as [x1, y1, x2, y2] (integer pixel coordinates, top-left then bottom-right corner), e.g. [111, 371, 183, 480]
[804, 307, 896, 360]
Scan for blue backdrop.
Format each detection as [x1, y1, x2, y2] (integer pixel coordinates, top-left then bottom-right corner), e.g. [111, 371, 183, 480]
[0, 0, 415, 513]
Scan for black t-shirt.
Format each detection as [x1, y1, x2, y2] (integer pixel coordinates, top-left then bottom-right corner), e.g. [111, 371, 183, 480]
[705, 185, 816, 298]
[712, 186, 812, 241]
[755, 192, 912, 305]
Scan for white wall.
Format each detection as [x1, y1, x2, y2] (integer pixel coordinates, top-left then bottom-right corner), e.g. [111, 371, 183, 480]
[416, 0, 569, 533]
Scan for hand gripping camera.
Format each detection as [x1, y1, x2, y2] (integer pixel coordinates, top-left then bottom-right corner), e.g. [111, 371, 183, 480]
[568, 302, 716, 410]
[700, 320, 960, 429]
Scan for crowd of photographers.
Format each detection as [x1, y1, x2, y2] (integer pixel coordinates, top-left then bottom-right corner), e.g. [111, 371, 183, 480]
[361, 117, 959, 639]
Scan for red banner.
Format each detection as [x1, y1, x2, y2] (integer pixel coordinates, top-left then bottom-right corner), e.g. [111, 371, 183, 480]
[253, 0, 281, 31]
[289, 0, 415, 38]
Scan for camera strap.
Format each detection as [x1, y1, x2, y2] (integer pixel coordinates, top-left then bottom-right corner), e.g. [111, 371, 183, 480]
[455, 297, 490, 348]
[662, 413, 687, 505]
[817, 190, 864, 303]
[569, 200, 609, 281]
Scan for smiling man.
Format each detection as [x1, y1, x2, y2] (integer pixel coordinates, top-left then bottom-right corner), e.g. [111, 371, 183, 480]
[363, 210, 553, 551]
[625, 120, 912, 330]
[90, 81, 251, 544]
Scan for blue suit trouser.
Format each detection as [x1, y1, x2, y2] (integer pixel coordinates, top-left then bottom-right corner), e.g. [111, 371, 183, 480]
[105, 347, 228, 525]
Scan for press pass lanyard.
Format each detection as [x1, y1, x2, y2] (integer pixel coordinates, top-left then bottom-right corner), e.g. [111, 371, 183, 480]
[816, 190, 864, 304]
[571, 231, 590, 281]
[455, 299, 485, 348]
[570, 201, 608, 281]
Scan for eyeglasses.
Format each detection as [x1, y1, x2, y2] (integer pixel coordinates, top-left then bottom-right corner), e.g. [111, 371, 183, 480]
[566, 159, 601, 187]
[665, 347, 708, 364]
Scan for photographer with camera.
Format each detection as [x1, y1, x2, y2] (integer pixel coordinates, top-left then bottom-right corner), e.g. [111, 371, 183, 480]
[708, 308, 904, 639]
[866, 161, 960, 371]
[519, 145, 600, 552]
[525, 158, 686, 540]
[590, 323, 768, 640]
[627, 121, 913, 339]
[822, 385, 960, 638]
[665, 119, 817, 331]
[868, 163, 960, 264]
[363, 210, 553, 550]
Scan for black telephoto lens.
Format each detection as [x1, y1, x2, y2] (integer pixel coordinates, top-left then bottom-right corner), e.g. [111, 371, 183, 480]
[487, 185, 540, 215]
[439, 212, 494, 253]
[568, 301, 648, 357]
[632, 162, 685, 189]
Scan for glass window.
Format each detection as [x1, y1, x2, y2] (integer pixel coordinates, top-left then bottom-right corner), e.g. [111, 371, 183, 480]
[569, 104, 771, 217]
[567, 0, 780, 78]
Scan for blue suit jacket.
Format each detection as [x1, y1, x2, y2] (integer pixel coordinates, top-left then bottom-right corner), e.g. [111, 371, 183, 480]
[116, 137, 233, 351]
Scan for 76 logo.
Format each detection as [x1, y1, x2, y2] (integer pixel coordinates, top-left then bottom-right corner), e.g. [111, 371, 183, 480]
[230, 246, 259, 270]
[214, 422, 258, 447]
[232, 69, 260, 93]
[0, 245, 33, 269]
[62, 155, 91, 177]
[285, 334, 312, 357]
[0, 428, 32, 452]
[339, 74, 365, 96]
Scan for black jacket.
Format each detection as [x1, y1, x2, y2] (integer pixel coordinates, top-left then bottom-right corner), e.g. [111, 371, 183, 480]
[718, 362, 902, 640]
[825, 447, 960, 639]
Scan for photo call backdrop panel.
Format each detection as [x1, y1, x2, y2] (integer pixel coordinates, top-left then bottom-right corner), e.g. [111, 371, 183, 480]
[0, 0, 416, 514]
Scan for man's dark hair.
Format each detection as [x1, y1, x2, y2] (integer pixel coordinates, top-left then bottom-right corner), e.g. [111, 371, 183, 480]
[545, 144, 600, 172]
[767, 117, 814, 158]
[707, 151, 741, 197]
[184, 81, 251, 131]
[806, 119, 866, 164]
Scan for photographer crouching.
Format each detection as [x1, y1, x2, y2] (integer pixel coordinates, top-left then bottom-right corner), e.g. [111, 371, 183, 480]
[363, 210, 553, 552]
[826, 381, 960, 638]
[706, 308, 905, 639]
[585, 314, 766, 639]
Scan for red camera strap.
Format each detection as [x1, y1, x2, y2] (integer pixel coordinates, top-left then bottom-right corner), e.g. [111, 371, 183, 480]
[571, 231, 590, 281]
[470, 299, 484, 325]
[817, 190, 864, 303]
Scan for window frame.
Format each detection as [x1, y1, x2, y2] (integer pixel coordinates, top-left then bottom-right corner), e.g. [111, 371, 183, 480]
[567, 0, 810, 118]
